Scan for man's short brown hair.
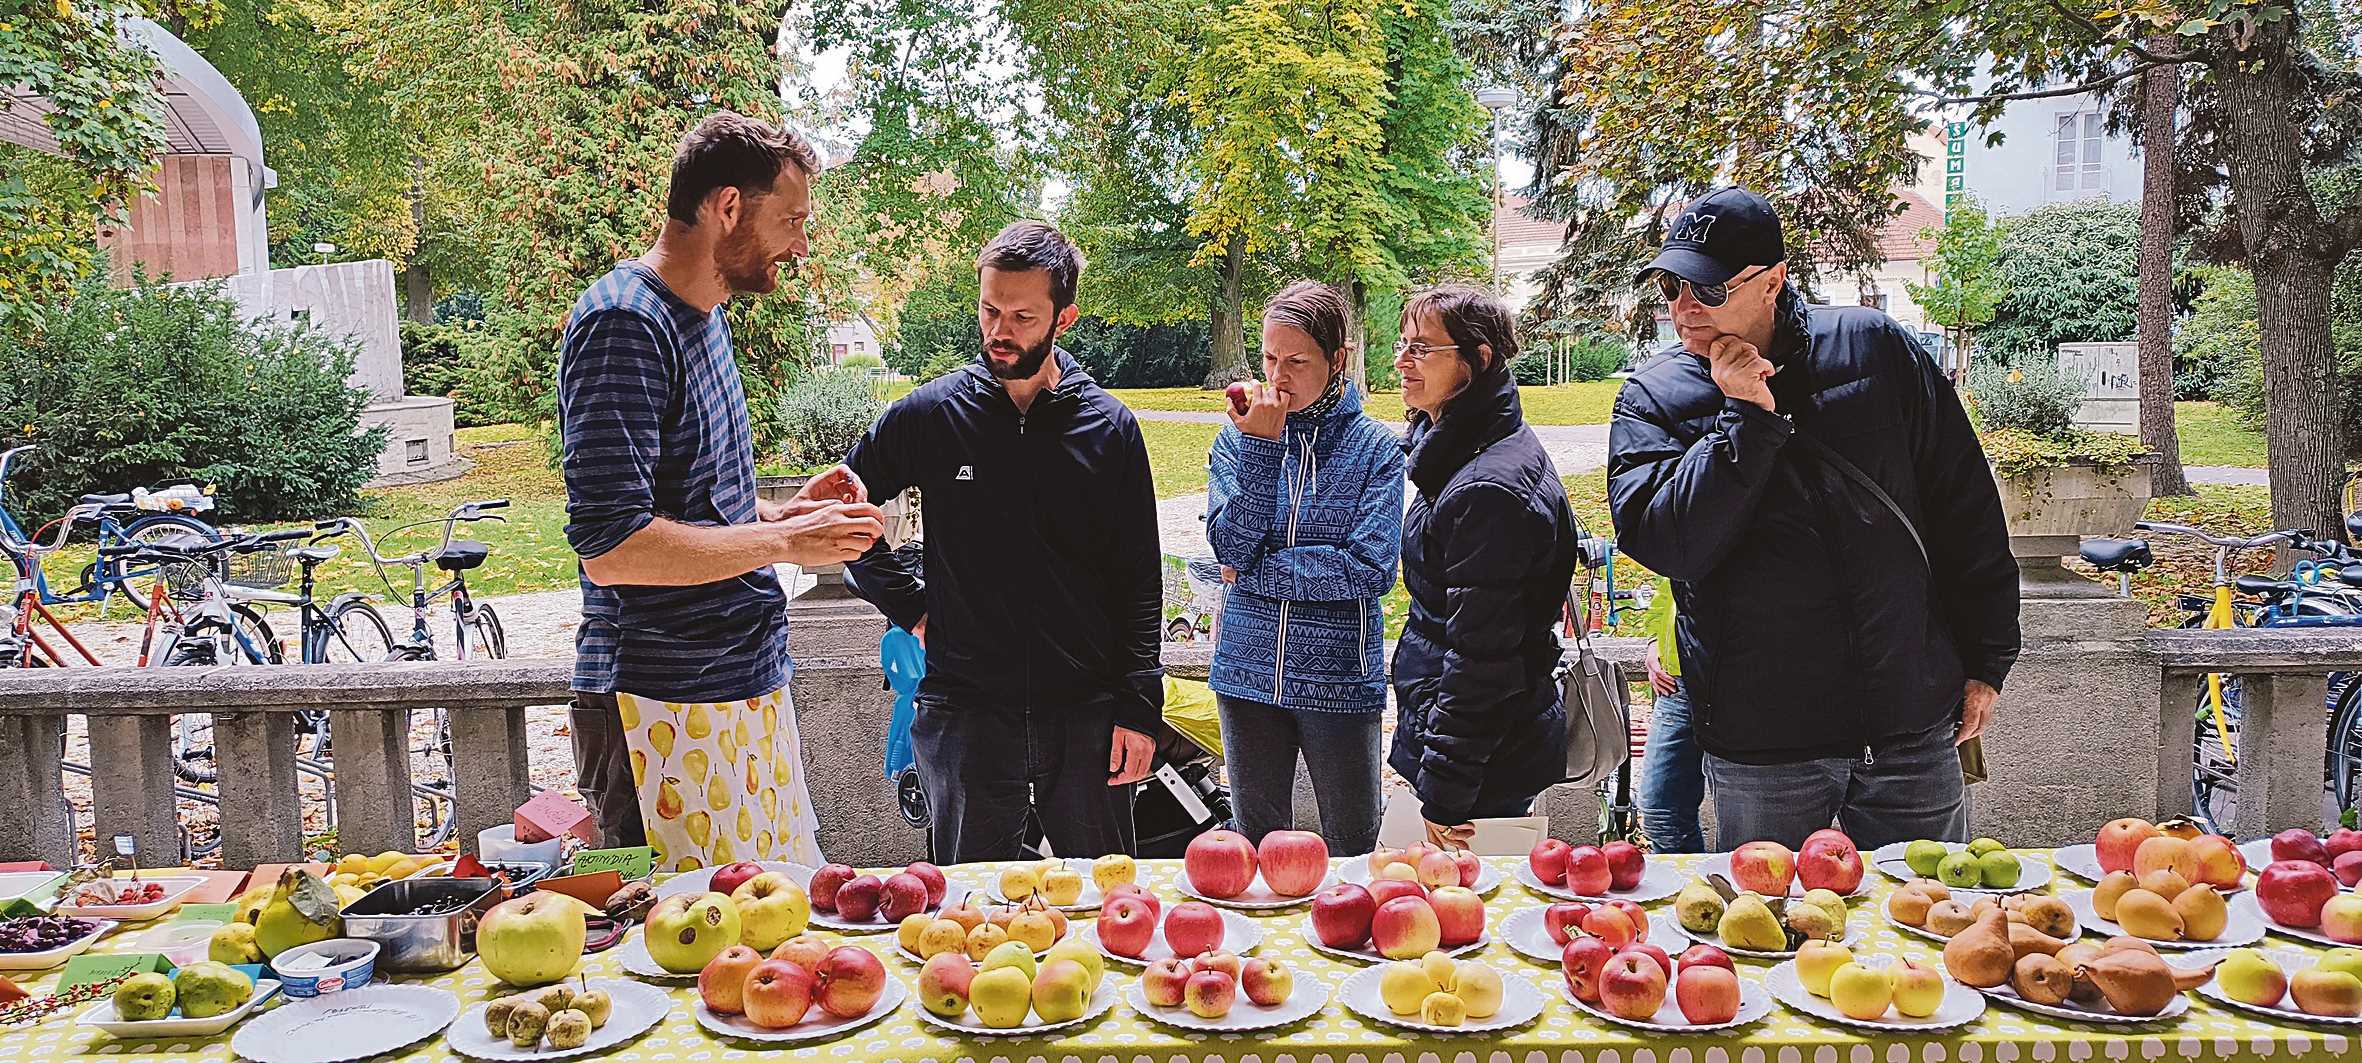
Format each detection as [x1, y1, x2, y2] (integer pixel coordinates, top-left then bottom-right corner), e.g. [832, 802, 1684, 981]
[976, 220, 1085, 311]
[666, 111, 820, 225]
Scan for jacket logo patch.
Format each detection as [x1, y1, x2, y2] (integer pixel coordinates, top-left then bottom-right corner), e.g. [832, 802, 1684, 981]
[1669, 212, 1716, 244]
[956, 465, 974, 481]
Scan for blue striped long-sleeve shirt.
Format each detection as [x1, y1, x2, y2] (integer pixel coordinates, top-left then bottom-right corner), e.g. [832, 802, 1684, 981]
[557, 261, 787, 703]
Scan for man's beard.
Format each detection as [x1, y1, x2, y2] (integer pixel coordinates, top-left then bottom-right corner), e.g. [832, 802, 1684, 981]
[985, 330, 1056, 380]
[718, 232, 787, 295]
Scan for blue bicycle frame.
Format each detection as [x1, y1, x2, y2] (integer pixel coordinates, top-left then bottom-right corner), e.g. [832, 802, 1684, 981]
[0, 446, 216, 607]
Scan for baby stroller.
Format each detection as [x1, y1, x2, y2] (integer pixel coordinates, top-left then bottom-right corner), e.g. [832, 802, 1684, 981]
[872, 539, 1233, 861]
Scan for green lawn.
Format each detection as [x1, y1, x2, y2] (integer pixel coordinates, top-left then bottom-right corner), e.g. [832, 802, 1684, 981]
[1108, 382, 1623, 426]
[1140, 421, 1220, 499]
[2173, 401, 2268, 468]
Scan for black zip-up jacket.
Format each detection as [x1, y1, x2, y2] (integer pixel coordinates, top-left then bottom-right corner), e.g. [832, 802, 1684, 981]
[1389, 365, 1581, 825]
[841, 351, 1165, 735]
[1606, 290, 2020, 764]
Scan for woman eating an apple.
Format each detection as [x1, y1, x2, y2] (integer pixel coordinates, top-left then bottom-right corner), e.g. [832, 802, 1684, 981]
[1204, 280, 1405, 854]
[1387, 285, 1581, 849]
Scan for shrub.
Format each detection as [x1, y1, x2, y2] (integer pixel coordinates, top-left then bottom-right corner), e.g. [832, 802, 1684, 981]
[0, 277, 386, 522]
[916, 352, 968, 382]
[1980, 201, 2140, 361]
[773, 367, 885, 471]
[1965, 356, 2082, 436]
[839, 352, 886, 372]
[2173, 266, 2259, 403]
[1510, 336, 1627, 384]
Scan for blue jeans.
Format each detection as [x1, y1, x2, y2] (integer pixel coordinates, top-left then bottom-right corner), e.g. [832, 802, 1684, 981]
[1703, 720, 1971, 851]
[1639, 679, 1707, 854]
[1216, 696, 1383, 856]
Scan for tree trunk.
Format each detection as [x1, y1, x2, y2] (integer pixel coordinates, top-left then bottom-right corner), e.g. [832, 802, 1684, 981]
[1203, 232, 1252, 387]
[1346, 278, 1369, 390]
[2214, 26, 2351, 542]
[401, 154, 435, 324]
[2137, 40, 2191, 495]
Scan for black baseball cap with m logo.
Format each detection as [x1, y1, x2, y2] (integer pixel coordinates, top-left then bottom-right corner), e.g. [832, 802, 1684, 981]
[1639, 186, 1785, 287]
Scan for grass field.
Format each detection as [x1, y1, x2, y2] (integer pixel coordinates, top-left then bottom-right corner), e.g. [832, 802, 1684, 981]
[2173, 401, 2269, 468]
[1109, 382, 1623, 426]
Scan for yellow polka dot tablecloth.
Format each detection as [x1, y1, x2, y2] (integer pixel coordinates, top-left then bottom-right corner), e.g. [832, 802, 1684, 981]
[1, 855, 2350, 1062]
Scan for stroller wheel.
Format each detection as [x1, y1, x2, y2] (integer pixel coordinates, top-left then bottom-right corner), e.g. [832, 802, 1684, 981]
[897, 767, 930, 828]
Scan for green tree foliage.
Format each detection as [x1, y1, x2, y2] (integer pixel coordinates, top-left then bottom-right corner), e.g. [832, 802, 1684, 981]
[1905, 197, 2005, 359]
[2179, 265, 2362, 459]
[773, 366, 884, 471]
[1979, 202, 2140, 361]
[1062, 317, 1212, 388]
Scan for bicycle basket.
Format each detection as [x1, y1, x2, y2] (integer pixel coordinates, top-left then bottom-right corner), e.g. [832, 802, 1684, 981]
[224, 548, 295, 591]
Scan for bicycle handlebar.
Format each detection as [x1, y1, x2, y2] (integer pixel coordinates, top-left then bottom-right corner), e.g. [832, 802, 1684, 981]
[312, 500, 504, 597]
[98, 527, 303, 561]
[2133, 521, 2302, 551]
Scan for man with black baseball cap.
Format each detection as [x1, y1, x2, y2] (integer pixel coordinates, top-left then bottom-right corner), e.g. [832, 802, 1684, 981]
[1604, 187, 2020, 850]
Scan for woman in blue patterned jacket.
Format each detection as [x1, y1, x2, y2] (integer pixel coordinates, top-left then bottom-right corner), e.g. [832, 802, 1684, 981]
[1205, 280, 1406, 855]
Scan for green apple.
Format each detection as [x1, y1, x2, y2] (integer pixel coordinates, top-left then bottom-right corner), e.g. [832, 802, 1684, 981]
[2318, 948, 2362, 983]
[2217, 948, 2289, 1008]
[728, 873, 811, 952]
[1031, 958, 1092, 1023]
[1966, 838, 2006, 857]
[1977, 850, 2022, 888]
[113, 972, 175, 1022]
[970, 966, 1033, 1028]
[981, 939, 1037, 981]
[644, 893, 741, 974]
[1904, 840, 1950, 878]
[1936, 850, 1983, 889]
[172, 962, 253, 1019]
[1043, 937, 1105, 992]
[477, 892, 587, 986]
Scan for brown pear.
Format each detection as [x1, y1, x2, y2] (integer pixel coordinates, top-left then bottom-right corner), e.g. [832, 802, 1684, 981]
[2006, 896, 2076, 940]
[1969, 897, 2001, 921]
[1926, 899, 1977, 937]
[2170, 960, 2216, 992]
[1942, 909, 2016, 989]
[2076, 948, 2180, 1016]
[1888, 886, 1936, 928]
[2171, 885, 2228, 942]
[2093, 871, 2140, 921]
[2112, 888, 2182, 940]
[2012, 953, 2075, 1005]
[1908, 879, 1952, 903]
[2008, 922, 2070, 960]
[2055, 943, 2106, 1004]
[2103, 935, 2158, 956]
[2137, 868, 2191, 901]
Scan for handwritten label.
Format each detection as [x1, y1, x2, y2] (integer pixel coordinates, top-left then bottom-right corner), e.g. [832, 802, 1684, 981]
[58, 953, 172, 995]
[570, 847, 653, 880]
[172, 903, 238, 925]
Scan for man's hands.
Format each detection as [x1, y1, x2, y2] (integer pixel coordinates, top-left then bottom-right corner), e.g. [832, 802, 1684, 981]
[1645, 641, 1678, 696]
[1423, 819, 1476, 851]
[1956, 680, 1999, 746]
[1110, 725, 1157, 786]
[1226, 382, 1287, 440]
[795, 464, 868, 506]
[760, 464, 884, 567]
[1707, 335, 1778, 412]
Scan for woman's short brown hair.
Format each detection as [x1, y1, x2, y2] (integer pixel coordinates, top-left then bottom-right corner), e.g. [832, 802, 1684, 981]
[1402, 283, 1518, 376]
[1262, 281, 1353, 364]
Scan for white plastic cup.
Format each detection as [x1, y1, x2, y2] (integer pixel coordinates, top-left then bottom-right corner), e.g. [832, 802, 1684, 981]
[476, 825, 564, 867]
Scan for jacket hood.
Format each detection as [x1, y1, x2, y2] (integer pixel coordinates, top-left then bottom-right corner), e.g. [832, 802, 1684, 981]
[958, 347, 1096, 404]
[1406, 363, 1522, 498]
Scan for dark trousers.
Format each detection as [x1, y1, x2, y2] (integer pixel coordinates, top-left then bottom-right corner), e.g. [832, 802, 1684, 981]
[911, 695, 1136, 863]
[1703, 721, 1970, 851]
[568, 692, 646, 849]
[1215, 695, 1383, 856]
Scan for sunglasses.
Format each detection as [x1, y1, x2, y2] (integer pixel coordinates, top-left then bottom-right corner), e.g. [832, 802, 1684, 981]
[1652, 263, 1778, 308]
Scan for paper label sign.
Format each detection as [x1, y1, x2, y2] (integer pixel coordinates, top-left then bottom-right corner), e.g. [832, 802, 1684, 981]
[569, 846, 653, 880]
[172, 903, 238, 925]
[58, 953, 173, 995]
[514, 791, 593, 845]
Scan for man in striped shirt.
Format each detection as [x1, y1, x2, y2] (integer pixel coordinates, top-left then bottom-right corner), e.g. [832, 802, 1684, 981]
[558, 112, 884, 868]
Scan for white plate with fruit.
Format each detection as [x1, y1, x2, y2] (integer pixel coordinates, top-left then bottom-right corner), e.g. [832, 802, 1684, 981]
[1124, 955, 1326, 1031]
[1694, 836, 1874, 900]
[2229, 879, 2362, 949]
[1339, 958, 1544, 1033]
[55, 876, 206, 921]
[912, 971, 1119, 1036]
[1966, 940, 2210, 1025]
[2065, 888, 2264, 949]
[2243, 827, 2362, 880]
[1519, 840, 1664, 904]
[2056, 821, 2254, 892]
[0, 916, 116, 971]
[1561, 966, 1774, 1033]
[1974, 971, 2193, 1023]
[807, 862, 951, 932]
[2190, 946, 2362, 1025]
[1883, 883, 2081, 947]
[230, 984, 462, 1063]
[449, 980, 671, 1060]
[1082, 901, 1263, 965]
[654, 861, 815, 901]
[1661, 884, 1861, 960]
[892, 907, 1074, 966]
[1871, 840, 2051, 894]
[1337, 844, 1503, 896]
[1765, 955, 1984, 1032]
[78, 966, 281, 1039]
[1499, 905, 1681, 965]
[1298, 881, 1492, 964]
[691, 965, 907, 1044]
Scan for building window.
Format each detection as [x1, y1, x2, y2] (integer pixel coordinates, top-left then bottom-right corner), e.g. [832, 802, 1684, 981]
[2055, 112, 2104, 192]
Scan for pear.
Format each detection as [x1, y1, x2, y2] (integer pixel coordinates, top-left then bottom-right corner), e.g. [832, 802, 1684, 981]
[1800, 889, 1848, 929]
[253, 869, 340, 959]
[546, 1009, 592, 1050]
[1785, 901, 1843, 943]
[2055, 943, 2107, 1004]
[2093, 871, 2140, 921]
[484, 996, 520, 1038]
[2137, 868, 2191, 901]
[1718, 893, 1788, 952]
[1941, 909, 2015, 989]
[2007, 922, 2070, 960]
[1925, 899, 1976, 937]
[505, 1001, 549, 1048]
[2012, 953, 2074, 1005]
[2004, 895, 2077, 940]
[2075, 948, 2180, 1016]
[1675, 880, 1727, 936]
[1887, 885, 1936, 928]
[2173, 885, 2228, 942]
[2113, 889, 2183, 941]
[1907, 879, 1952, 903]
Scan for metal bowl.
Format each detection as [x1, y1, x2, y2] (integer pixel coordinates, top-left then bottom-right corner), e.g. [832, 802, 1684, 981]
[337, 877, 498, 972]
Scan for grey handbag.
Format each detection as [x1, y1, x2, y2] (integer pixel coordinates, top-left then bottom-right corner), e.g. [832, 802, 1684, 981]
[1561, 584, 1631, 787]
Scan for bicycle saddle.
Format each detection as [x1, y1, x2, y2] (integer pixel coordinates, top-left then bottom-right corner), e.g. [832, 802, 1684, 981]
[2079, 537, 2153, 571]
[431, 540, 490, 572]
[288, 545, 340, 564]
[2234, 574, 2305, 597]
[78, 492, 130, 506]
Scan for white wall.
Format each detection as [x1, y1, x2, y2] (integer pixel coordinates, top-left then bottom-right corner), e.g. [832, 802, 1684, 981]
[1814, 260, 1934, 333]
[202, 259, 404, 402]
[819, 317, 881, 365]
[1961, 94, 2143, 217]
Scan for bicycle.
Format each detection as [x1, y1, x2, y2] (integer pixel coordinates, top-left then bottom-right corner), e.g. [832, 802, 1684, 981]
[312, 498, 510, 663]
[0, 445, 220, 614]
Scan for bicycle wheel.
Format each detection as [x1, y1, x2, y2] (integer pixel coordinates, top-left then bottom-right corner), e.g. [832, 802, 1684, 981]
[109, 515, 219, 612]
[465, 603, 508, 660]
[2193, 677, 2242, 832]
[2325, 673, 2362, 813]
[228, 605, 283, 665]
[316, 599, 395, 664]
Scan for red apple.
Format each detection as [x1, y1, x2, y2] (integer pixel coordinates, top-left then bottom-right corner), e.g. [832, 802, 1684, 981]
[2337, 852, 2362, 887]
[1366, 878, 1426, 909]
[1257, 830, 1330, 897]
[1599, 951, 1669, 1020]
[1544, 902, 1592, 946]
[1192, 949, 1243, 980]
[1106, 883, 1161, 924]
[1371, 895, 1441, 959]
[1798, 832, 1864, 894]
[1428, 885, 1487, 948]
[1565, 845, 1613, 895]
[834, 875, 883, 923]
[1164, 900, 1226, 958]
[905, 862, 949, 906]
[711, 860, 766, 898]
[1241, 956, 1292, 1007]
[1676, 964, 1742, 1024]
[2330, 829, 2362, 860]
[2274, 829, 2332, 867]
[1603, 841, 1646, 892]
[1225, 382, 1252, 416]
[699, 945, 764, 1015]
[1099, 895, 1158, 958]
[2258, 859, 2342, 928]
[1729, 841, 1796, 896]
[1562, 934, 1615, 1003]
[1581, 905, 1638, 951]
[741, 959, 817, 1029]
[1622, 942, 1673, 980]
[2096, 819, 2162, 875]
[1453, 850, 1483, 888]
[1142, 957, 1191, 1007]
[1184, 968, 1237, 1018]
[1677, 944, 1735, 974]
[808, 864, 857, 913]
[813, 945, 887, 1019]
[1310, 883, 1377, 950]
[1185, 829, 1259, 899]
[1530, 839, 1573, 886]
[1607, 899, 1650, 940]
[880, 872, 931, 923]
[771, 934, 830, 972]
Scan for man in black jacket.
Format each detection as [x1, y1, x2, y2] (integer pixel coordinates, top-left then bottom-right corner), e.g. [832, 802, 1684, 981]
[842, 220, 1164, 862]
[1606, 188, 2019, 849]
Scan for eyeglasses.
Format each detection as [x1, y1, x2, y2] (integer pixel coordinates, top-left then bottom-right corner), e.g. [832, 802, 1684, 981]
[1652, 263, 1778, 309]
[1393, 339, 1460, 363]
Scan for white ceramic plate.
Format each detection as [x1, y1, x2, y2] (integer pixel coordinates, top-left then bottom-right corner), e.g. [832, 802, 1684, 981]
[2065, 889, 2264, 950]
[1882, 910, 1958, 946]
[1976, 960, 2200, 1025]
[612, 935, 699, 982]
[652, 861, 815, 901]
[0, 917, 116, 970]
[2186, 947, 2362, 1025]
[1692, 853, 1873, 899]
[54, 876, 207, 921]
[1657, 916, 1862, 961]
[0, 871, 64, 907]
[1174, 869, 1333, 910]
[1124, 972, 1330, 1031]
[911, 977, 1118, 1036]
[1303, 921, 1490, 965]
[1499, 909, 1687, 966]
[1764, 959, 1985, 1032]
[2241, 838, 2280, 870]
[983, 859, 1103, 912]
[1337, 963, 1545, 1034]
[1339, 857, 1503, 897]
[1079, 908, 1264, 966]
[446, 979, 672, 1060]
[1510, 860, 1683, 904]
[230, 984, 461, 1063]
[2054, 844, 2105, 883]
[691, 975, 906, 1044]
[1562, 974, 1775, 1033]
[1868, 842, 2053, 894]
[2229, 890, 2359, 949]
[78, 978, 282, 1038]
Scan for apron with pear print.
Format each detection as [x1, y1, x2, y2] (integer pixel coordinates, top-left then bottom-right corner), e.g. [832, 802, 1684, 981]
[617, 684, 825, 872]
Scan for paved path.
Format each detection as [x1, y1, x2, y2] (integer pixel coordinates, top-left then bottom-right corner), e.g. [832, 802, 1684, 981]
[2186, 465, 2270, 486]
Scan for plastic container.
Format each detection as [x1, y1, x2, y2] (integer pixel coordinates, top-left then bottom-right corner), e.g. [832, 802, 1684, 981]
[476, 825, 564, 867]
[338, 878, 497, 973]
[268, 937, 379, 997]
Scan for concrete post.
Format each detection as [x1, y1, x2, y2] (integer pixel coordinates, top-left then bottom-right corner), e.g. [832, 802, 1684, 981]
[330, 708, 417, 855]
[2233, 672, 2331, 838]
[791, 656, 927, 867]
[0, 713, 71, 866]
[1974, 592, 2161, 846]
[87, 715, 184, 864]
[449, 706, 531, 854]
[214, 712, 304, 866]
